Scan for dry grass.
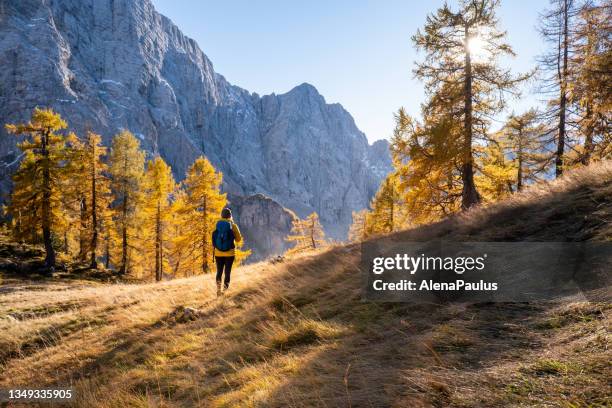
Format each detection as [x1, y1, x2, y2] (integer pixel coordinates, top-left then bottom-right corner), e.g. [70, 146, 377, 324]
[382, 159, 612, 243]
[0, 161, 611, 407]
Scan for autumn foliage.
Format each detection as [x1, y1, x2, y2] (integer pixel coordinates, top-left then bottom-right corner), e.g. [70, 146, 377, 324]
[351, 0, 610, 240]
[4, 109, 247, 278]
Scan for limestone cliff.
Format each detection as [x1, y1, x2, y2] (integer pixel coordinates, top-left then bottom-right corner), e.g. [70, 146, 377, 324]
[230, 194, 297, 262]
[0, 0, 392, 256]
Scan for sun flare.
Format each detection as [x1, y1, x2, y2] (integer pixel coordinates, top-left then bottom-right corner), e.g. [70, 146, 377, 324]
[467, 35, 487, 60]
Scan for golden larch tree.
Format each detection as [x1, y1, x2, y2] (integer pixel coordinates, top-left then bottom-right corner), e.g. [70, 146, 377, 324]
[62, 132, 89, 260]
[412, 0, 530, 208]
[367, 174, 406, 235]
[475, 137, 515, 201]
[286, 212, 327, 254]
[178, 157, 226, 274]
[143, 156, 176, 281]
[537, 0, 581, 176]
[569, 1, 611, 165]
[391, 110, 463, 224]
[348, 209, 369, 242]
[109, 130, 145, 275]
[500, 110, 549, 191]
[80, 132, 111, 268]
[5, 108, 71, 270]
[168, 188, 191, 277]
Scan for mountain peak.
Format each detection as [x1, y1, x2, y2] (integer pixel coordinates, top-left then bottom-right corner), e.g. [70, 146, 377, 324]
[290, 82, 320, 96]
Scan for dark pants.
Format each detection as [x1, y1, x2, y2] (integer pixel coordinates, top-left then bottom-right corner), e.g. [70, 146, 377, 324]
[215, 256, 235, 289]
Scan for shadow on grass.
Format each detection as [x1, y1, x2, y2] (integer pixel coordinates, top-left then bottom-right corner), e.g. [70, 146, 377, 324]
[222, 180, 610, 406]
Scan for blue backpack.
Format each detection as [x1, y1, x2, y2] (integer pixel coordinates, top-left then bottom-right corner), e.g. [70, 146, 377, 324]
[213, 220, 235, 252]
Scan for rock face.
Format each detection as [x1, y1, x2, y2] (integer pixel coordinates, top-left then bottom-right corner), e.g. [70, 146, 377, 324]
[230, 194, 297, 262]
[0, 0, 392, 255]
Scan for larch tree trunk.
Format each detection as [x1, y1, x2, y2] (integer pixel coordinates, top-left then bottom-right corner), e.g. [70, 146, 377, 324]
[155, 201, 162, 281]
[556, 0, 569, 177]
[201, 195, 209, 274]
[119, 191, 128, 275]
[41, 129, 56, 270]
[79, 197, 88, 261]
[461, 25, 481, 209]
[90, 153, 98, 269]
[517, 130, 524, 191]
[581, 103, 594, 165]
[310, 217, 316, 249]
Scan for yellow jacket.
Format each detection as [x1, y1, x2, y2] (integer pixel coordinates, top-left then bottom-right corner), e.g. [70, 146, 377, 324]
[213, 219, 242, 257]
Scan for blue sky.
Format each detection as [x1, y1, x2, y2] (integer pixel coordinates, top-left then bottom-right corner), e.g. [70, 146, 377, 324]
[151, 0, 550, 143]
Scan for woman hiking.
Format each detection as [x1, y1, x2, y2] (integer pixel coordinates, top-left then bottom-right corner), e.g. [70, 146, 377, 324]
[212, 207, 242, 296]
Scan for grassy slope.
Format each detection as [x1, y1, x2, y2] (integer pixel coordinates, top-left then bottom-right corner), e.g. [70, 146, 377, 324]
[0, 161, 610, 408]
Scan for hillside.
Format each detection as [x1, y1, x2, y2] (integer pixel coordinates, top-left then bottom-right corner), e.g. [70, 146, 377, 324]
[0, 161, 610, 407]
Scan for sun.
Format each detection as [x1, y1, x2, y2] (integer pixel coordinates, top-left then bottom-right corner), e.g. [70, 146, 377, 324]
[467, 35, 487, 61]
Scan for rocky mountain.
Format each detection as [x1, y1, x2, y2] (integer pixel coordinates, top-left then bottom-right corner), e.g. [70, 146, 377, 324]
[231, 194, 297, 262]
[0, 0, 391, 257]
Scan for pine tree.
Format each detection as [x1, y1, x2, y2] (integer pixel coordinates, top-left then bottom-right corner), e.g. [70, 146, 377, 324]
[5, 108, 70, 270]
[286, 212, 326, 254]
[179, 157, 226, 274]
[143, 156, 175, 281]
[412, 0, 529, 209]
[108, 130, 145, 275]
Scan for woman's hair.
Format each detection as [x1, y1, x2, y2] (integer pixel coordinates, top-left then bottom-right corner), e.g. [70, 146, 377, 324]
[221, 207, 232, 219]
